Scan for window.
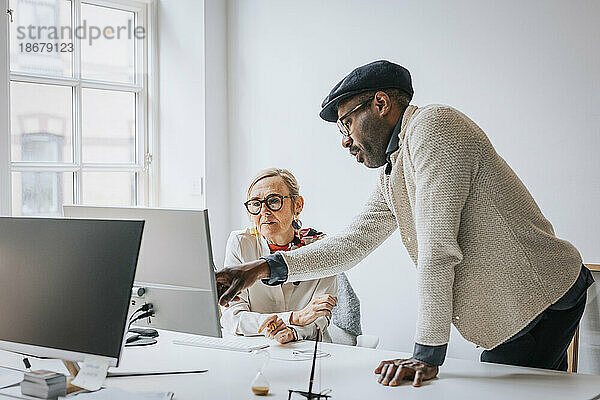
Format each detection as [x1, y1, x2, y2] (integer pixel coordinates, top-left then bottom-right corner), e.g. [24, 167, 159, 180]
[7, 0, 154, 216]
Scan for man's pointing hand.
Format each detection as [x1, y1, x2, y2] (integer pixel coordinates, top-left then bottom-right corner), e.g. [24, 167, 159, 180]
[216, 260, 271, 306]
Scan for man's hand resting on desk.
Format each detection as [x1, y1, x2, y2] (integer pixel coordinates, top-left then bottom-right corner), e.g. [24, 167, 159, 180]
[216, 260, 270, 306]
[374, 357, 439, 387]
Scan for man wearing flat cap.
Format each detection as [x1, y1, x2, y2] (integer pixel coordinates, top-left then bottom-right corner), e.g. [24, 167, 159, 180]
[217, 60, 593, 387]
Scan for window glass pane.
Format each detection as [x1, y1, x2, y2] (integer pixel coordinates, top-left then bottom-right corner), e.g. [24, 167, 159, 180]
[82, 88, 135, 163]
[12, 171, 74, 216]
[9, 0, 73, 77]
[81, 3, 135, 84]
[10, 81, 73, 163]
[82, 171, 136, 206]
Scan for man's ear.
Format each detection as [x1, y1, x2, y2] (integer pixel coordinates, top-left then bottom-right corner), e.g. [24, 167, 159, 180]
[374, 91, 391, 117]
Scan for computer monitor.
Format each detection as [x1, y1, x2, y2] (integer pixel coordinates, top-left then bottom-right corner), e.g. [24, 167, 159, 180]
[62, 206, 222, 337]
[0, 217, 144, 367]
[63, 206, 215, 289]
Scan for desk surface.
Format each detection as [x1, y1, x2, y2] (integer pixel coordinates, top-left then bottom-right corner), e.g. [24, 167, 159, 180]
[1, 330, 600, 400]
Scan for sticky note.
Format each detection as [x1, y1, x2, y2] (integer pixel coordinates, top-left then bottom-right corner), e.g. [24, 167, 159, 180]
[71, 356, 110, 391]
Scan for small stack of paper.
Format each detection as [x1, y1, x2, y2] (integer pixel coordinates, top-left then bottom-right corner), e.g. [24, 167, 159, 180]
[20, 370, 67, 399]
[74, 387, 174, 399]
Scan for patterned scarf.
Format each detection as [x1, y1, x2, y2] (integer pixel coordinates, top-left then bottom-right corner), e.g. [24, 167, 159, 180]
[266, 228, 324, 286]
[267, 228, 324, 253]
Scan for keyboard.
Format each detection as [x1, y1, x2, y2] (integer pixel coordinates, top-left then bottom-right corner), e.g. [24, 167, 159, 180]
[172, 336, 269, 352]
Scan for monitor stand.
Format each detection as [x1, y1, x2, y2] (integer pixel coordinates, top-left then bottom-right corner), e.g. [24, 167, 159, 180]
[62, 360, 85, 394]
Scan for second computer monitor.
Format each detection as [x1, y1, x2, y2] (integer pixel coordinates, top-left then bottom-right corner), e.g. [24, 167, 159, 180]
[62, 206, 221, 337]
[63, 206, 214, 290]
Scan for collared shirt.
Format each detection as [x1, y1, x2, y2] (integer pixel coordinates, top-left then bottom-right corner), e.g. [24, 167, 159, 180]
[223, 228, 336, 342]
[384, 109, 406, 175]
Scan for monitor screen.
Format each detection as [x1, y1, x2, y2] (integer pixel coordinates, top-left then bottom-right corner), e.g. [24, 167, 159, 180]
[0, 217, 144, 364]
[63, 207, 222, 337]
[63, 206, 215, 289]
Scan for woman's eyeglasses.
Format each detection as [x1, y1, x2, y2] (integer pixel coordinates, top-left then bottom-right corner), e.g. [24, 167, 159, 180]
[244, 194, 294, 215]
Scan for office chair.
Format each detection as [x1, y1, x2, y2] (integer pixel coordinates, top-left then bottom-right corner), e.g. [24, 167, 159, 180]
[356, 335, 380, 349]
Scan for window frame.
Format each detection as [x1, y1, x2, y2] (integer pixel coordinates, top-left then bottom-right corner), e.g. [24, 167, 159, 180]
[4, 0, 157, 214]
[1, 0, 10, 215]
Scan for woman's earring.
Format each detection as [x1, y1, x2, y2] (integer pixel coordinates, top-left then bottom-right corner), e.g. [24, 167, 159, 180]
[292, 215, 302, 230]
[250, 225, 260, 236]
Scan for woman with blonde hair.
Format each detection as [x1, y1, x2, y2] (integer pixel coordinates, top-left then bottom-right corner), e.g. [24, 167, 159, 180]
[220, 168, 360, 343]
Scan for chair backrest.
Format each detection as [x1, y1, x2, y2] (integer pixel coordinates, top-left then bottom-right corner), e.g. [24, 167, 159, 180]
[356, 335, 379, 349]
[327, 324, 357, 346]
[330, 273, 362, 346]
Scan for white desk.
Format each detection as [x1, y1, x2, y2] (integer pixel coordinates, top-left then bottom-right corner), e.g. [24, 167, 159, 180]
[1, 330, 600, 399]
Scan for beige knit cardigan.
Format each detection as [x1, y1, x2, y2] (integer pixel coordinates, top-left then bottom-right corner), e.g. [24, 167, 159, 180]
[279, 104, 582, 349]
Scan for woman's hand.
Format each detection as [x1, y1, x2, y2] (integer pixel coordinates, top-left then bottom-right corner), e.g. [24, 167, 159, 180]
[290, 294, 337, 326]
[258, 315, 297, 344]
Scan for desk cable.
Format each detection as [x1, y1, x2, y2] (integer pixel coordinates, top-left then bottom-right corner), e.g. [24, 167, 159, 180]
[0, 393, 28, 399]
[129, 303, 153, 324]
[0, 365, 24, 374]
[266, 348, 331, 362]
[128, 303, 154, 330]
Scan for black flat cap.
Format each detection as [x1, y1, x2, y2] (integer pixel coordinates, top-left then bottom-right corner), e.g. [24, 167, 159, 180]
[319, 60, 413, 122]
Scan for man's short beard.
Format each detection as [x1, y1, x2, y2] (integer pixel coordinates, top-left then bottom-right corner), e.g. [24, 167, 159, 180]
[358, 112, 394, 168]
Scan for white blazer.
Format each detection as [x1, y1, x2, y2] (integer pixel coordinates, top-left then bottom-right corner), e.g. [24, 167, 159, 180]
[220, 228, 337, 341]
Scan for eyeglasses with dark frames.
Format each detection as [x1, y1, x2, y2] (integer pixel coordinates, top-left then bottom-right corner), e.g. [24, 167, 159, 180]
[244, 194, 295, 215]
[336, 98, 372, 137]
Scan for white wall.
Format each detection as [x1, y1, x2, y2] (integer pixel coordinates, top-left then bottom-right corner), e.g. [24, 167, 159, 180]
[157, 0, 205, 209]
[157, 0, 230, 266]
[203, 0, 230, 267]
[226, 0, 600, 360]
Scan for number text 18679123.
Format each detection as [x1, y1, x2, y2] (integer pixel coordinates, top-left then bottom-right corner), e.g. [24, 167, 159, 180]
[19, 42, 73, 53]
